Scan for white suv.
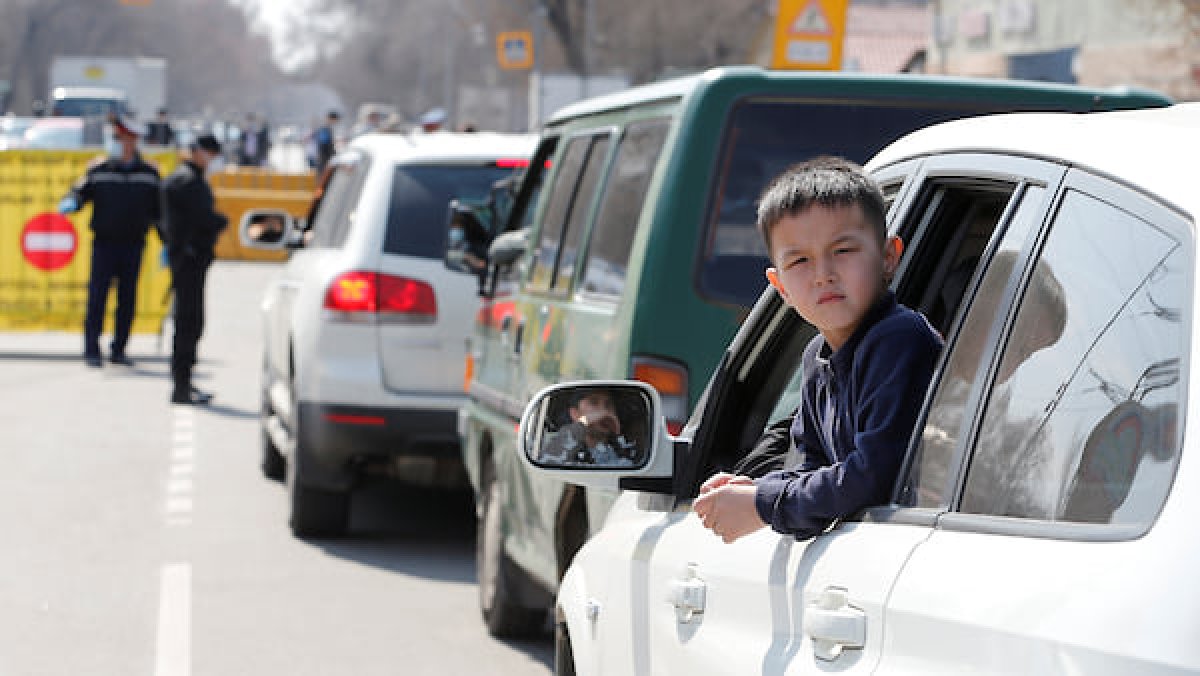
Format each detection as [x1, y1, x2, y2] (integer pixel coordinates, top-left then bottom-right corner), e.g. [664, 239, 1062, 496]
[520, 104, 1199, 674]
[245, 131, 535, 536]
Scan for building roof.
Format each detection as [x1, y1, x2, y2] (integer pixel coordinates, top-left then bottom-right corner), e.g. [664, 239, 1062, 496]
[843, 4, 930, 73]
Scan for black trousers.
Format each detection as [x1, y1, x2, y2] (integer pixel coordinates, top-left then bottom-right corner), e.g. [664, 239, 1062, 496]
[170, 255, 210, 391]
[84, 241, 145, 358]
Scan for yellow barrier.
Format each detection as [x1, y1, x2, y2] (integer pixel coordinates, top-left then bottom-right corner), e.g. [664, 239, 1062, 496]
[211, 167, 315, 262]
[0, 149, 178, 333]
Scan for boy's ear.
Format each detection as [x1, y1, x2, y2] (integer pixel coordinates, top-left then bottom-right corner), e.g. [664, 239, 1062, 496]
[884, 236, 903, 276]
[765, 267, 787, 298]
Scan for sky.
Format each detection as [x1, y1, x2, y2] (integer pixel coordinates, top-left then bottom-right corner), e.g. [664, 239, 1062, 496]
[235, 0, 320, 72]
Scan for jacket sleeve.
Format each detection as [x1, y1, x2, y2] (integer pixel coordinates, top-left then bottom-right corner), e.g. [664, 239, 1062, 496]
[754, 318, 943, 539]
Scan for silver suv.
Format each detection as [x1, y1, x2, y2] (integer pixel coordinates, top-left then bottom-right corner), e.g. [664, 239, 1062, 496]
[244, 131, 535, 536]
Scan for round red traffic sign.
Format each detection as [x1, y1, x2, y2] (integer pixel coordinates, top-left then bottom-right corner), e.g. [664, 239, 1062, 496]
[21, 212, 78, 271]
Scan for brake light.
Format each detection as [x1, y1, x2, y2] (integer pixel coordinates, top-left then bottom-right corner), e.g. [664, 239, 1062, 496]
[324, 271, 436, 323]
[632, 356, 689, 435]
[494, 158, 529, 168]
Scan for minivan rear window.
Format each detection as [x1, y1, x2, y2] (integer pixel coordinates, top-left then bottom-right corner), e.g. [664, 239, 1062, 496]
[700, 98, 1040, 308]
[384, 164, 517, 258]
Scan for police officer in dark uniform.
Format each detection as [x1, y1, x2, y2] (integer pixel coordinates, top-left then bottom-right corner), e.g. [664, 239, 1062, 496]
[160, 134, 228, 405]
[60, 114, 161, 368]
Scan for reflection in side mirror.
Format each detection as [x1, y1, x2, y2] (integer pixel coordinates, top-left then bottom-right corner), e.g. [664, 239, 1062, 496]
[239, 208, 297, 251]
[489, 227, 529, 268]
[522, 383, 655, 470]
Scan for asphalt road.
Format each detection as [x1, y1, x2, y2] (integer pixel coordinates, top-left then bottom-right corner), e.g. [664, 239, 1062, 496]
[0, 261, 553, 676]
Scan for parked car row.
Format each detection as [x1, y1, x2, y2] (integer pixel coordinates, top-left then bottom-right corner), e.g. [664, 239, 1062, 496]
[242, 65, 1198, 674]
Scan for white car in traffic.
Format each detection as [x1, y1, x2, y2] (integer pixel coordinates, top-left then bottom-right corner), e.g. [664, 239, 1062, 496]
[246, 130, 535, 536]
[521, 103, 1200, 674]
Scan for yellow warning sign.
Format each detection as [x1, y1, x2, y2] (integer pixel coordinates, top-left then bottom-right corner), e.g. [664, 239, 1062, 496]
[0, 149, 178, 333]
[770, 0, 848, 70]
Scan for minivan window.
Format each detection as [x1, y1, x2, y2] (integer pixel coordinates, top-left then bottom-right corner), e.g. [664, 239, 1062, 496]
[960, 189, 1186, 527]
[579, 118, 671, 298]
[554, 136, 611, 292]
[529, 137, 594, 290]
[384, 164, 516, 258]
[700, 98, 1043, 308]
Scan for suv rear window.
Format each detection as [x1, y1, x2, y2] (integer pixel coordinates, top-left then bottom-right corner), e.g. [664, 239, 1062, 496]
[384, 164, 517, 258]
[700, 98, 1046, 308]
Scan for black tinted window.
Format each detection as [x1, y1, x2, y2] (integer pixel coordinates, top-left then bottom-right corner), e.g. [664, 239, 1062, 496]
[384, 164, 517, 258]
[961, 189, 1187, 527]
[700, 99, 1043, 308]
[580, 118, 671, 298]
[529, 136, 594, 290]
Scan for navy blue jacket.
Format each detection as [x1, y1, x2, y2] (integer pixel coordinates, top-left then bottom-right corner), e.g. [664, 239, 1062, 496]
[754, 292, 943, 539]
[68, 154, 161, 244]
[161, 161, 227, 261]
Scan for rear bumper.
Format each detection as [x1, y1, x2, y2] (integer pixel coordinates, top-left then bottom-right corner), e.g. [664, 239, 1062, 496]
[297, 401, 466, 490]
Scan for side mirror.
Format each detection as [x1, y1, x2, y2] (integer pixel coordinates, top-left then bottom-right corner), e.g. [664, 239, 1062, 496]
[239, 208, 298, 251]
[489, 227, 529, 267]
[518, 381, 677, 493]
[444, 199, 492, 275]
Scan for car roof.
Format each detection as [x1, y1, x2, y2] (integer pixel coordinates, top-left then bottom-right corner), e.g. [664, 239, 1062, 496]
[346, 131, 537, 164]
[867, 102, 1200, 219]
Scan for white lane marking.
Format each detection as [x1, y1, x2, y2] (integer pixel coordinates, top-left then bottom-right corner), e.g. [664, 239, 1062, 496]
[167, 408, 195, 525]
[154, 563, 191, 676]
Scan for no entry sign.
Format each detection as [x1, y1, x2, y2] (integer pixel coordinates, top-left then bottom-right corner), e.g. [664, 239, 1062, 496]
[21, 212, 78, 271]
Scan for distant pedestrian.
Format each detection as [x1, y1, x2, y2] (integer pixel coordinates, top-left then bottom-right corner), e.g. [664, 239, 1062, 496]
[145, 107, 175, 146]
[314, 110, 339, 173]
[160, 134, 228, 405]
[237, 112, 270, 167]
[59, 114, 161, 368]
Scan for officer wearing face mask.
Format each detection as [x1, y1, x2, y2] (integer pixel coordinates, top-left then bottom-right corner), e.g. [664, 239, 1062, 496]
[59, 114, 162, 368]
[159, 134, 228, 405]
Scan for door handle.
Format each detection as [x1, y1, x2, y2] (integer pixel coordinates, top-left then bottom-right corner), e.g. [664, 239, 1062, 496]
[510, 320, 525, 358]
[667, 563, 706, 623]
[806, 587, 866, 661]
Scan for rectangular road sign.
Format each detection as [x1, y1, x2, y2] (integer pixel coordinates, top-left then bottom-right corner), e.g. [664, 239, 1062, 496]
[497, 31, 534, 70]
[770, 0, 848, 71]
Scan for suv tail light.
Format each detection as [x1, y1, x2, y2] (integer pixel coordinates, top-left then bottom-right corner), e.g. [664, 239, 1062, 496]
[631, 355, 689, 435]
[324, 271, 437, 324]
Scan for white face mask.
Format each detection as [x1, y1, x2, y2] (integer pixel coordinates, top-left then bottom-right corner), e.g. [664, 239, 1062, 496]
[205, 155, 226, 177]
[105, 138, 122, 157]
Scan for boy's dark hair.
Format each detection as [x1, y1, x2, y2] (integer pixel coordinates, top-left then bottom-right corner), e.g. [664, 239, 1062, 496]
[756, 156, 887, 261]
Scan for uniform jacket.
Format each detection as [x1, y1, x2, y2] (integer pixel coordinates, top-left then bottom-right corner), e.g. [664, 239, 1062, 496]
[160, 161, 228, 260]
[754, 292, 944, 539]
[68, 154, 161, 244]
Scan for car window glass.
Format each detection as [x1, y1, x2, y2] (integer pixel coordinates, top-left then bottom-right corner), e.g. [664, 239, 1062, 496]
[529, 136, 592, 290]
[309, 158, 366, 249]
[961, 189, 1186, 526]
[554, 136, 611, 292]
[903, 185, 1043, 508]
[579, 118, 671, 298]
[384, 164, 517, 259]
[699, 98, 1046, 308]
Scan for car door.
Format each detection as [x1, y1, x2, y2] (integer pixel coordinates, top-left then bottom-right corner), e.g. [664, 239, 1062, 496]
[629, 154, 1068, 675]
[877, 165, 1193, 674]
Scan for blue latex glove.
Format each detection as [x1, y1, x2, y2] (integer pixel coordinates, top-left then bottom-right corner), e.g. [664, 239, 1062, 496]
[57, 196, 78, 214]
[159, 248, 170, 268]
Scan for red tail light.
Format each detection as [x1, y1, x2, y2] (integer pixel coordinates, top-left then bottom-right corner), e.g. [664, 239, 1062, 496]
[324, 271, 436, 323]
[494, 158, 529, 168]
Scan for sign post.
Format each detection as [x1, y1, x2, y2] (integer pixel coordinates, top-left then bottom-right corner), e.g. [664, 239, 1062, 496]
[770, 0, 849, 71]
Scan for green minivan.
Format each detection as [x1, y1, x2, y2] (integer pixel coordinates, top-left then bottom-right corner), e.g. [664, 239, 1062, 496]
[445, 65, 1170, 637]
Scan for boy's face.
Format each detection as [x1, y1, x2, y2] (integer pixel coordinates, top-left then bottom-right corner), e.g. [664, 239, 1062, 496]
[765, 203, 900, 351]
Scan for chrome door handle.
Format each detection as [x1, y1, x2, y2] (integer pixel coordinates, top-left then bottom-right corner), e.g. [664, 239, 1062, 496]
[667, 563, 706, 623]
[806, 587, 866, 661]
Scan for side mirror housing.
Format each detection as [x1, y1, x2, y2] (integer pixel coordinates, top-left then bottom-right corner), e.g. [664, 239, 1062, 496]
[518, 381, 677, 494]
[239, 208, 299, 251]
[489, 227, 529, 268]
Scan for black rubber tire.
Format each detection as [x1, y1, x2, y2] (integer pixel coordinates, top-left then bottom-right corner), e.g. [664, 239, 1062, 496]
[260, 392, 286, 481]
[477, 475, 545, 637]
[286, 403, 349, 537]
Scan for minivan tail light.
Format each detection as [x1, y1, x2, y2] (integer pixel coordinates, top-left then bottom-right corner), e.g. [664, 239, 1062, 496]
[631, 356, 689, 436]
[324, 271, 437, 323]
[494, 158, 529, 168]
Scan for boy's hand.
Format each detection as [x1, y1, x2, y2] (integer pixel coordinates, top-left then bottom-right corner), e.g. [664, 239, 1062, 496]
[699, 472, 737, 495]
[693, 477, 764, 544]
